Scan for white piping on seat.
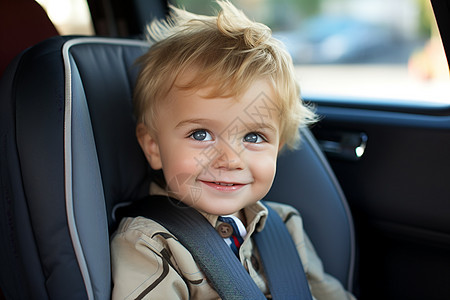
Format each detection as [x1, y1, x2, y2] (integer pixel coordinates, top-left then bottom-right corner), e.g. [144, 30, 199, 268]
[62, 37, 149, 300]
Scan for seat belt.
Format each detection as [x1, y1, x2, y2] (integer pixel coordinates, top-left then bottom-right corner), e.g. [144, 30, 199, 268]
[254, 204, 313, 300]
[117, 195, 312, 300]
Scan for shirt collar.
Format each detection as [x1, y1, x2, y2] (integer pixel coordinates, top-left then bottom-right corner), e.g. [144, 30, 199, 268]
[200, 201, 268, 237]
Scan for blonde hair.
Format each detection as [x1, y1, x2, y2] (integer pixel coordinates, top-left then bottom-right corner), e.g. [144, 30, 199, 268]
[134, 0, 316, 149]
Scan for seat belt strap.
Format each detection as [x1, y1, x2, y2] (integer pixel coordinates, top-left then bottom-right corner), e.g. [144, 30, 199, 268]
[117, 196, 312, 299]
[254, 203, 313, 300]
[117, 195, 265, 300]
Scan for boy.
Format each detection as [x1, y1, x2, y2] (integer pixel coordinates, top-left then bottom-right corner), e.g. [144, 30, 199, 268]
[111, 1, 354, 299]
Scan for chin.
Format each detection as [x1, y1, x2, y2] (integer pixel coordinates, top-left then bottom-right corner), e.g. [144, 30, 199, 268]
[195, 199, 246, 216]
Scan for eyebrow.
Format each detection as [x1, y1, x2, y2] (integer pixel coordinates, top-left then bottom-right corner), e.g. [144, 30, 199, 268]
[175, 118, 212, 129]
[245, 122, 278, 134]
[176, 118, 278, 134]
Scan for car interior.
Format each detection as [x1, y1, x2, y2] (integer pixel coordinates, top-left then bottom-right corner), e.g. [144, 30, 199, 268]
[0, 0, 449, 299]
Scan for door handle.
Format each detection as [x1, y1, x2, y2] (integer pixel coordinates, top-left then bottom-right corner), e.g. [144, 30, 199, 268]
[315, 130, 368, 161]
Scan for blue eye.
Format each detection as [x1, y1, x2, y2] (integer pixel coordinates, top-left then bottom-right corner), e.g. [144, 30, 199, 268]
[244, 132, 264, 143]
[190, 130, 213, 141]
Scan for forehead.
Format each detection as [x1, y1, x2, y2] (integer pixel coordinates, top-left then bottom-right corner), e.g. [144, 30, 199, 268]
[163, 78, 280, 129]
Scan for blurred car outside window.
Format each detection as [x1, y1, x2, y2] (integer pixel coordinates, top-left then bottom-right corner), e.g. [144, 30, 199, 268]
[177, 0, 450, 104]
[35, 0, 449, 104]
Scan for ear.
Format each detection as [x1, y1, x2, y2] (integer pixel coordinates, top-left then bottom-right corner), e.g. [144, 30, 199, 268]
[136, 123, 163, 170]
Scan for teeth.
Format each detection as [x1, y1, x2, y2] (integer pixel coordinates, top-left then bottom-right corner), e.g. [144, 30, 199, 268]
[215, 182, 234, 186]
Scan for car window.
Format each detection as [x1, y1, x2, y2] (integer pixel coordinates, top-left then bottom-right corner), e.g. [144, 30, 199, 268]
[176, 0, 450, 104]
[36, 0, 94, 35]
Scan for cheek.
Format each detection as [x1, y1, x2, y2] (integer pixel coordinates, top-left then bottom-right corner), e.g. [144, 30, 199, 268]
[249, 153, 278, 185]
[160, 147, 203, 183]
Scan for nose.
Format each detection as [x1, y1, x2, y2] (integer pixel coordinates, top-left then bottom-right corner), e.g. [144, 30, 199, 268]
[212, 140, 244, 170]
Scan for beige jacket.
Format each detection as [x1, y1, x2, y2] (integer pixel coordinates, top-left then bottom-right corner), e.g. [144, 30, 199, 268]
[111, 197, 354, 299]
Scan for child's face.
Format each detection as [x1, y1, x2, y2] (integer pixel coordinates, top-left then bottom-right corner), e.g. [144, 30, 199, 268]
[139, 78, 281, 216]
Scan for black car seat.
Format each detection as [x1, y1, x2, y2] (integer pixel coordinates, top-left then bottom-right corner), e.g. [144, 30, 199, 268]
[0, 36, 355, 299]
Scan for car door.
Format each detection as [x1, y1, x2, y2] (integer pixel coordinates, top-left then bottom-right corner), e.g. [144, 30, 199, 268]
[311, 96, 450, 299]
[307, 0, 450, 298]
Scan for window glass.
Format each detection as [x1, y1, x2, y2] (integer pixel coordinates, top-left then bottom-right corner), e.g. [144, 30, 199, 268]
[36, 0, 94, 35]
[176, 0, 450, 104]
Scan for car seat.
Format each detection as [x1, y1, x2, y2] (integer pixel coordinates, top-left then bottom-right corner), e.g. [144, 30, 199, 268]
[0, 36, 355, 299]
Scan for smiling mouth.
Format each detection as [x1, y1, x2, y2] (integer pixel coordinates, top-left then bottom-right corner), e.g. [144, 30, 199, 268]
[199, 180, 246, 191]
[214, 182, 235, 186]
